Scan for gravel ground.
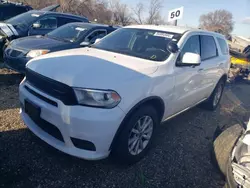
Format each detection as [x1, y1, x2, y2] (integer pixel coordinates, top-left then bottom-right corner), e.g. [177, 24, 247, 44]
[0, 67, 250, 188]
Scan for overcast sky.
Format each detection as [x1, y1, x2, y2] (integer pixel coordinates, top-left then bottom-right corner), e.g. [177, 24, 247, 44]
[122, 0, 250, 37]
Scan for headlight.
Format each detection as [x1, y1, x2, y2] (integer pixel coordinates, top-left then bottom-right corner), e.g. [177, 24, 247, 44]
[73, 88, 121, 108]
[26, 49, 50, 58]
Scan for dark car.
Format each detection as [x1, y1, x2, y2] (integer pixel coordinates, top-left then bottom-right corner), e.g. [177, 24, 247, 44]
[0, 8, 89, 56]
[4, 23, 119, 73]
[0, 0, 32, 21]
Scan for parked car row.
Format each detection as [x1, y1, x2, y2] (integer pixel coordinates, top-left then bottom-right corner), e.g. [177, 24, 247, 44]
[4, 23, 118, 73]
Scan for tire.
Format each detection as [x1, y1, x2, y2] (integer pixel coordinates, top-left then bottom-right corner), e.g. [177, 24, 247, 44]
[202, 78, 225, 110]
[111, 105, 159, 164]
[213, 124, 244, 176]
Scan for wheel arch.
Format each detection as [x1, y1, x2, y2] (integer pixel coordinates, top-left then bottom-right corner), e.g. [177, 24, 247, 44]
[109, 96, 165, 150]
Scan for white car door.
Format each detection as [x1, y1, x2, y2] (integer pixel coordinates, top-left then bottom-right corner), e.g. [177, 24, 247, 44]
[170, 34, 206, 115]
[197, 34, 222, 98]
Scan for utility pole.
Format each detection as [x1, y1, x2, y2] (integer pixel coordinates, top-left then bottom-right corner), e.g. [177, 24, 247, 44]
[174, 20, 177, 26]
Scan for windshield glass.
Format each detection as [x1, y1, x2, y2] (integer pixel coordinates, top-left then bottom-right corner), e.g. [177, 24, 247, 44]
[47, 24, 89, 42]
[6, 11, 42, 28]
[92, 28, 181, 61]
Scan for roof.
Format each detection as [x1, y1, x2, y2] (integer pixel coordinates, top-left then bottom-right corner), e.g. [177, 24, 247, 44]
[29, 10, 88, 21]
[124, 25, 225, 38]
[66, 22, 119, 29]
[45, 11, 88, 20]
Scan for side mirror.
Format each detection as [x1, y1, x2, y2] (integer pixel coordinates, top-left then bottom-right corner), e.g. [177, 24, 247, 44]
[181, 52, 201, 66]
[32, 23, 41, 29]
[94, 38, 101, 44]
[167, 41, 179, 53]
[80, 41, 91, 46]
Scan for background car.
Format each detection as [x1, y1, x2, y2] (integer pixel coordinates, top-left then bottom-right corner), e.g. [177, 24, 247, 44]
[0, 0, 32, 21]
[4, 23, 119, 73]
[213, 120, 250, 188]
[0, 8, 89, 57]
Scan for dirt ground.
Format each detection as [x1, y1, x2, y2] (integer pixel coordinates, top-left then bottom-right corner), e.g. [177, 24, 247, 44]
[0, 67, 250, 188]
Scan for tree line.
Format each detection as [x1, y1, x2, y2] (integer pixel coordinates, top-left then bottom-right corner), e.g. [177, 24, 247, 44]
[16, 0, 235, 36]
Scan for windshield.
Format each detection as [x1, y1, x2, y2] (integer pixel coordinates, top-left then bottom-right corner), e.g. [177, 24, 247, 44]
[6, 11, 42, 28]
[47, 24, 89, 43]
[92, 28, 181, 61]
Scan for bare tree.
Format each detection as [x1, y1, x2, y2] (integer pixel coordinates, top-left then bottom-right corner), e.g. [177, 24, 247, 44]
[146, 0, 163, 24]
[199, 9, 234, 35]
[132, 2, 144, 24]
[109, 0, 131, 26]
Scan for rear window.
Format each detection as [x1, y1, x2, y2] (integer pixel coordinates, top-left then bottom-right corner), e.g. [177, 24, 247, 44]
[200, 35, 218, 60]
[217, 37, 229, 55]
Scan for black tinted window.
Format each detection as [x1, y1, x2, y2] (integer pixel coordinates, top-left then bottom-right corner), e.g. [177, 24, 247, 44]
[57, 17, 81, 27]
[179, 35, 200, 60]
[0, 6, 23, 20]
[201, 35, 217, 60]
[36, 17, 57, 29]
[217, 38, 229, 55]
[85, 30, 107, 43]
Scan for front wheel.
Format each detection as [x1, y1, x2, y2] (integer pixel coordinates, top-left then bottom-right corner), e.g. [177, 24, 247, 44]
[202, 79, 225, 111]
[112, 105, 159, 164]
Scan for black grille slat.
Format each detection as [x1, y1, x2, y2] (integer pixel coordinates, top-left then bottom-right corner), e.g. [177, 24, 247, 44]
[26, 69, 77, 105]
[6, 48, 25, 57]
[25, 85, 58, 107]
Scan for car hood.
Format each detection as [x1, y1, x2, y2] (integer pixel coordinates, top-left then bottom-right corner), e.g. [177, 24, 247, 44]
[27, 48, 159, 89]
[11, 36, 68, 50]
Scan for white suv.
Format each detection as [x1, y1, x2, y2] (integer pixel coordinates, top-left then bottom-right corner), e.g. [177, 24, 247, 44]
[19, 25, 230, 163]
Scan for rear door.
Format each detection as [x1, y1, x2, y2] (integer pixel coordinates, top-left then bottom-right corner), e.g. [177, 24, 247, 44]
[198, 34, 221, 98]
[28, 16, 58, 36]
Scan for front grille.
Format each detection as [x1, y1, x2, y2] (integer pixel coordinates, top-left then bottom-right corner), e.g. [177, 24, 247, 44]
[25, 85, 58, 107]
[26, 69, 77, 105]
[6, 48, 25, 57]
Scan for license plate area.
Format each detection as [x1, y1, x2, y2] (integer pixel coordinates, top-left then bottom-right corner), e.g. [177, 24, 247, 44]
[25, 100, 41, 122]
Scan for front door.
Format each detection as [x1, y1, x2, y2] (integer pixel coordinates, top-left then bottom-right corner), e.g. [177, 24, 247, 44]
[28, 16, 58, 36]
[170, 34, 205, 115]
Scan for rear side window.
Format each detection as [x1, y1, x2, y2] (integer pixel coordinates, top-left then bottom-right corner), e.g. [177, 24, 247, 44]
[179, 35, 200, 61]
[57, 17, 81, 27]
[217, 38, 229, 55]
[200, 35, 218, 60]
[0, 6, 24, 20]
[36, 17, 57, 29]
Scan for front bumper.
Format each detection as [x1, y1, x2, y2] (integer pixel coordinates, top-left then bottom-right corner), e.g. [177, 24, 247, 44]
[3, 51, 31, 74]
[19, 80, 126, 160]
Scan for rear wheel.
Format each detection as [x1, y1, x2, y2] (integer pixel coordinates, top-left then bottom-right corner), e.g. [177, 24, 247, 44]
[202, 79, 225, 110]
[112, 105, 159, 164]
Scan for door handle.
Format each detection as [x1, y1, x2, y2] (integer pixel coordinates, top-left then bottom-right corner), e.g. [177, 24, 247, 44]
[218, 63, 224, 67]
[198, 68, 204, 72]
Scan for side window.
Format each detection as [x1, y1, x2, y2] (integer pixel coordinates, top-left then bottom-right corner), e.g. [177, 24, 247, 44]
[57, 17, 81, 27]
[36, 17, 57, 29]
[85, 30, 107, 43]
[217, 38, 229, 55]
[15, 7, 27, 14]
[200, 35, 218, 60]
[179, 35, 200, 61]
[1, 6, 19, 20]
